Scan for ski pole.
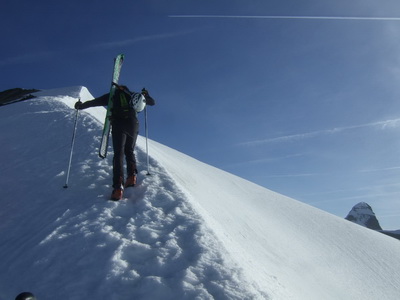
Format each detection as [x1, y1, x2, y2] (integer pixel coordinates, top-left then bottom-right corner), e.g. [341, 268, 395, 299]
[144, 105, 151, 175]
[64, 99, 80, 188]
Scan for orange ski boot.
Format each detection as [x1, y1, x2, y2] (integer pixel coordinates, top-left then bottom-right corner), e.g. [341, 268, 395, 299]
[125, 175, 137, 188]
[110, 188, 123, 201]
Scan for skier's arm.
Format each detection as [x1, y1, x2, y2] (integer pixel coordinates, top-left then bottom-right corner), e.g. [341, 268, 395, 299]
[74, 93, 109, 110]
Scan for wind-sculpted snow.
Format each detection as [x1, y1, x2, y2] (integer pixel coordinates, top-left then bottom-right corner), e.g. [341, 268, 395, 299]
[0, 89, 261, 300]
[32, 160, 257, 299]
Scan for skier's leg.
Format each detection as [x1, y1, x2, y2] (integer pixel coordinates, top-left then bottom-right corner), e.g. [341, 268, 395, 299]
[125, 134, 138, 176]
[112, 126, 126, 189]
[125, 121, 139, 187]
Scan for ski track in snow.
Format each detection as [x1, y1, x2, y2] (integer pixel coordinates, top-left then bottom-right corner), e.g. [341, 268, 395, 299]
[0, 95, 261, 300]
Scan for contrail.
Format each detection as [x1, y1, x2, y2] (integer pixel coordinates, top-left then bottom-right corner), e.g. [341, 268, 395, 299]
[169, 15, 400, 21]
[238, 118, 400, 147]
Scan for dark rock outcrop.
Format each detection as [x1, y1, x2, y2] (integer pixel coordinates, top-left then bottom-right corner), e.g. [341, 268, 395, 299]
[0, 88, 39, 106]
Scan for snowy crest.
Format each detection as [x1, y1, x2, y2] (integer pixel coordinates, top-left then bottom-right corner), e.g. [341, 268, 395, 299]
[33, 86, 106, 124]
[33, 86, 93, 101]
[345, 202, 383, 230]
[1, 88, 400, 300]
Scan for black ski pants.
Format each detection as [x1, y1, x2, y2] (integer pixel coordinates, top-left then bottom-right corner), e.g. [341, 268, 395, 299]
[111, 117, 139, 189]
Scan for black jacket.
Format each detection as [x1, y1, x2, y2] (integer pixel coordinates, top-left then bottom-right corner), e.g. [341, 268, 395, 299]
[80, 89, 155, 114]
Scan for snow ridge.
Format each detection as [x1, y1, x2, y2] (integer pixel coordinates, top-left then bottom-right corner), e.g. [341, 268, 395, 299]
[1, 87, 400, 300]
[35, 160, 258, 299]
[0, 91, 260, 300]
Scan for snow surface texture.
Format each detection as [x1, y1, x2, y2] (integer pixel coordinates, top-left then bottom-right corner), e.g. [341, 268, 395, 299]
[1, 86, 400, 300]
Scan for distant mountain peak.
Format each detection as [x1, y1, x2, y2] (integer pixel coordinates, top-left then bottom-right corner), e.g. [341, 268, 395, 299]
[345, 202, 382, 230]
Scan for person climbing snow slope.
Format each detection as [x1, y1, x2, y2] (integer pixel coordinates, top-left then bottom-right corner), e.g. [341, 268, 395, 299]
[75, 84, 155, 200]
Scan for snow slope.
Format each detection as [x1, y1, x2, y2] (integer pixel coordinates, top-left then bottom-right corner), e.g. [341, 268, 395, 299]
[1, 87, 400, 300]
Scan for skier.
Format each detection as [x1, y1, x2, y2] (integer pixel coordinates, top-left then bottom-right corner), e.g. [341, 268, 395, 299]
[74, 85, 155, 200]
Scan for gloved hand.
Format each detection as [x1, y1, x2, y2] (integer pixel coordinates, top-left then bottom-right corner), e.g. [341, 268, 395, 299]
[142, 88, 155, 106]
[74, 101, 83, 110]
[141, 88, 149, 96]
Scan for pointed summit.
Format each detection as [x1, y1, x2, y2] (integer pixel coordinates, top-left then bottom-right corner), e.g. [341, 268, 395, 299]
[345, 202, 382, 230]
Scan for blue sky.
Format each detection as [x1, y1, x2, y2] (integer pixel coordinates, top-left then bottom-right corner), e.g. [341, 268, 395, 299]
[2, 0, 400, 229]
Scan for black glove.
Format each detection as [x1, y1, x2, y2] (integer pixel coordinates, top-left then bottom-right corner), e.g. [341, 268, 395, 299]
[142, 88, 155, 106]
[74, 101, 83, 110]
[141, 88, 149, 96]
